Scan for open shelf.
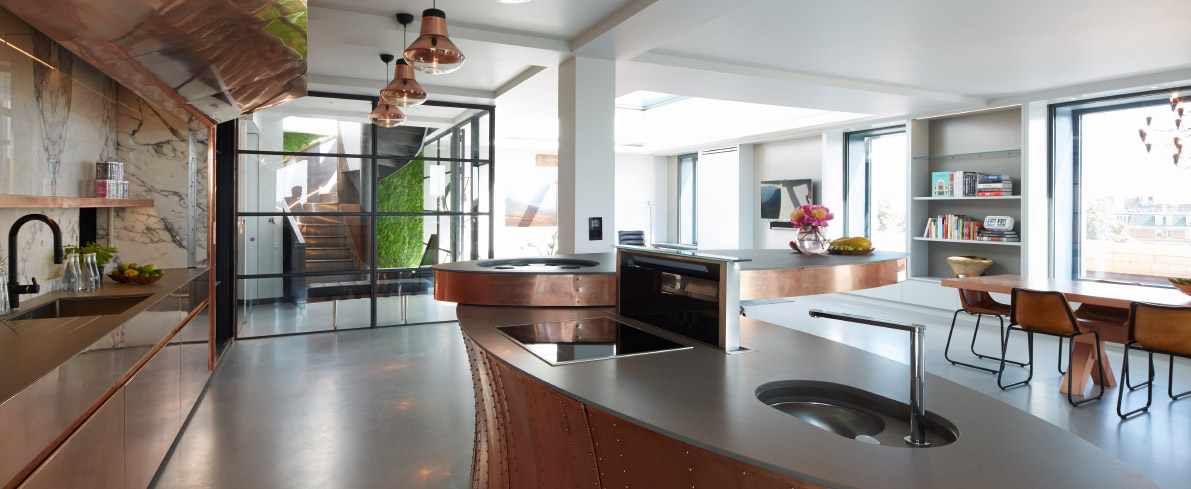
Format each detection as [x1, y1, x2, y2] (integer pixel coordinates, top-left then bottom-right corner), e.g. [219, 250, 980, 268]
[913, 237, 1020, 246]
[913, 196, 1020, 201]
[0, 196, 155, 209]
[911, 149, 1020, 160]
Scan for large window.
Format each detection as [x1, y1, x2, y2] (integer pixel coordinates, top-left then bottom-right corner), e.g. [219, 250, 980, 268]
[677, 153, 697, 245]
[234, 92, 494, 337]
[844, 127, 908, 251]
[1054, 87, 1190, 284]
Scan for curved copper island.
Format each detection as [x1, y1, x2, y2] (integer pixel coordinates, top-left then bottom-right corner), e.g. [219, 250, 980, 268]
[435, 250, 907, 306]
[458, 306, 1156, 489]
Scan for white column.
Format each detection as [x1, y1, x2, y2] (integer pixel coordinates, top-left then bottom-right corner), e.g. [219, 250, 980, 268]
[557, 57, 615, 254]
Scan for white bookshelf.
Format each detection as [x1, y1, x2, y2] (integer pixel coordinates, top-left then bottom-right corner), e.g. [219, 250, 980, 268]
[907, 107, 1026, 282]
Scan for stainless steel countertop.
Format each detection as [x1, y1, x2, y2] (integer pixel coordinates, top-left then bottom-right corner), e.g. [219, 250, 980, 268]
[433, 250, 905, 274]
[458, 306, 1154, 489]
[0, 268, 207, 404]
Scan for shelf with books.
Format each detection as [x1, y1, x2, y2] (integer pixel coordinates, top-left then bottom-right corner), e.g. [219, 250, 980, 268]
[911, 149, 1020, 160]
[912, 237, 1021, 246]
[913, 196, 1021, 201]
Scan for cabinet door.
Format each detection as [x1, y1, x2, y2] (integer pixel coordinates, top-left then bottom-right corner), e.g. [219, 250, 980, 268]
[19, 390, 125, 489]
[124, 342, 181, 489]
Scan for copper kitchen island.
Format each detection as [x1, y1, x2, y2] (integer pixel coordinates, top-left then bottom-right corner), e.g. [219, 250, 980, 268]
[434, 249, 908, 306]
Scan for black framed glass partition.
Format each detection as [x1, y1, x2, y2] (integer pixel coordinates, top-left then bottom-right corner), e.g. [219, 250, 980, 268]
[234, 92, 494, 338]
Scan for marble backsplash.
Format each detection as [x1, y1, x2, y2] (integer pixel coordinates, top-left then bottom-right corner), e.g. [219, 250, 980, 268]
[0, 6, 207, 300]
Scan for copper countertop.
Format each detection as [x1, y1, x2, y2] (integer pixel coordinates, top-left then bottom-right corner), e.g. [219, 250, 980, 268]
[0, 268, 207, 404]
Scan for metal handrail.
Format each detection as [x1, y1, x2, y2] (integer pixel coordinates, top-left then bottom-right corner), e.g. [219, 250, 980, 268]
[809, 309, 931, 447]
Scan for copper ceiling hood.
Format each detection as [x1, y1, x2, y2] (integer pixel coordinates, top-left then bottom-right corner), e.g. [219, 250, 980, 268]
[1, 0, 307, 127]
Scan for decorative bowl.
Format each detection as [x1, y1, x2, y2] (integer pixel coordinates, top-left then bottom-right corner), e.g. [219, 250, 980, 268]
[947, 256, 993, 276]
[828, 247, 875, 256]
[108, 271, 164, 285]
[1169, 278, 1191, 297]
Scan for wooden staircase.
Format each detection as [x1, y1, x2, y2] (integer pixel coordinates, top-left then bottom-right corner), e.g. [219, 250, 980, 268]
[298, 193, 361, 273]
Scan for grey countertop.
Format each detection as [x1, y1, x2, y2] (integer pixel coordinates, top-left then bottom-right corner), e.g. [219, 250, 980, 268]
[0, 268, 207, 404]
[433, 250, 904, 274]
[458, 305, 1154, 489]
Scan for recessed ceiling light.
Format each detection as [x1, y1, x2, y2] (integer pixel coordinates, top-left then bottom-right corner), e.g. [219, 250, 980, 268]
[495, 0, 531, 3]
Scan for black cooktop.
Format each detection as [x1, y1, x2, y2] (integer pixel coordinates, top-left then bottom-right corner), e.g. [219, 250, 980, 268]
[494, 317, 690, 365]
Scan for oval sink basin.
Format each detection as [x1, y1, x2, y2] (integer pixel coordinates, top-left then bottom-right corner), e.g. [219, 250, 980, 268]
[757, 380, 958, 448]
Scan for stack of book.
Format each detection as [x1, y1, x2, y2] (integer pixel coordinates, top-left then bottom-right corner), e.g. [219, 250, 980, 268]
[976, 174, 1013, 196]
[923, 214, 983, 240]
[976, 229, 1020, 242]
[931, 172, 1014, 197]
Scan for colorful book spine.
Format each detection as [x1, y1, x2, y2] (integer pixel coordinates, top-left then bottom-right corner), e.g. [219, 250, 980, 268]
[981, 174, 1012, 182]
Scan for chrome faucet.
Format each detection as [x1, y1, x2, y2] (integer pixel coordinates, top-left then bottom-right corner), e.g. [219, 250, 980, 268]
[809, 309, 931, 447]
[8, 214, 64, 310]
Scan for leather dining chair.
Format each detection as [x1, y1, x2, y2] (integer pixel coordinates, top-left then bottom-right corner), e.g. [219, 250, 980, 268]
[945, 274, 1025, 373]
[1117, 302, 1191, 419]
[999, 288, 1109, 407]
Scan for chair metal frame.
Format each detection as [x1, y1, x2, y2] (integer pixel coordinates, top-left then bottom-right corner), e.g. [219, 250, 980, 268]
[1116, 302, 1191, 419]
[997, 288, 1107, 407]
[945, 309, 1026, 373]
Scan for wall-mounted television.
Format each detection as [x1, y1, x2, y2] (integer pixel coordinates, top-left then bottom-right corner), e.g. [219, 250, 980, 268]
[760, 179, 814, 228]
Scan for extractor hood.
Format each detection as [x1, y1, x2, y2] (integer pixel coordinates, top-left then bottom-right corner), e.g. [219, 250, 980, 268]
[1, 0, 307, 127]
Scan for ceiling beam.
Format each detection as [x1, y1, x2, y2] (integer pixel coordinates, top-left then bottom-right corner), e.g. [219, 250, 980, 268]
[495, 66, 547, 98]
[307, 74, 496, 100]
[633, 53, 986, 106]
[569, 0, 756, 60]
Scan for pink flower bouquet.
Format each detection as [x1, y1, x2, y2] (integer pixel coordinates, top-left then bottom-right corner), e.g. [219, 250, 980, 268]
[789, 204, 834, 229]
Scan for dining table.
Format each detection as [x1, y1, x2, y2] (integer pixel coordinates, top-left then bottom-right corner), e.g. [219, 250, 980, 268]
[941, 274, 1191, 396]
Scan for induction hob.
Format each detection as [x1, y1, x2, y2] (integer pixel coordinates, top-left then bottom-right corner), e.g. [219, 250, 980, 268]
[494, 317, 691, 365]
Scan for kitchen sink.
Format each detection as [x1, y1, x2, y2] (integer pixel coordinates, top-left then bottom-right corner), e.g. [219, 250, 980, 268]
[3, 295, 151, 321]
[756, 380, 958, 447]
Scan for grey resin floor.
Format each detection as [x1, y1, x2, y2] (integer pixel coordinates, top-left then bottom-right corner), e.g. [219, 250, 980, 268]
[153, 296, 1190, 489]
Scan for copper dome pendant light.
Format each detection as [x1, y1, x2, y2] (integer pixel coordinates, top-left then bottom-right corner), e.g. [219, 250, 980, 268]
[404, 1, 465, 75]
[369, 54, 406, 128]
[381, 13, 428, 107]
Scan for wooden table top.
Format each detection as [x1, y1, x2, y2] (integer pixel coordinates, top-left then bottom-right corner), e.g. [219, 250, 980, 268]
[941, 274, 1191, 309]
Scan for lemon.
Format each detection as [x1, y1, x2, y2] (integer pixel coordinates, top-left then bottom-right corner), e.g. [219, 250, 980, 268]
[124, 269, 140, 277]
[127, 263, 138, 270]
[117, 263, 129, 272]
[142, 264, 158, 273]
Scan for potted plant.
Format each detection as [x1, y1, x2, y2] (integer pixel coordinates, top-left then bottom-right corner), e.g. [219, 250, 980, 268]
[790, 204, 835, 255]
[64, 242, 119, 273]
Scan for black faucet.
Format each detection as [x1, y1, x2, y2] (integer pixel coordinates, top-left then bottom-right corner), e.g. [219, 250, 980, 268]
[8, 214, 64, 310]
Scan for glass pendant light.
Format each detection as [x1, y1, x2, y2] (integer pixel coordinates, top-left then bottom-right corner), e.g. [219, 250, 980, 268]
[404, 2, 465, 75]
[381, 13, 428, 106]
[369, 54, 406, 127]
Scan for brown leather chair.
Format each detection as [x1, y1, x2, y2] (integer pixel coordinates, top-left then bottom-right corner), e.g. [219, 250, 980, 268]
[945, 274, 1025, 373]
[999, 288, 1108, 407]
[1117, 302, 1191, 419]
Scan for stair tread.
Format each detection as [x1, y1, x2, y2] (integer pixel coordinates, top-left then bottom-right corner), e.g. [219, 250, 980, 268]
[306, 246, 350, 250]
[307, 258, 354, 263]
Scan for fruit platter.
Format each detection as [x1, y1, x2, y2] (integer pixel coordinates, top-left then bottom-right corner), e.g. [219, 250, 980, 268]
[827, 237, 875, 256]
[1170, 278, 1191, 297]
[108, 263, 165, 284]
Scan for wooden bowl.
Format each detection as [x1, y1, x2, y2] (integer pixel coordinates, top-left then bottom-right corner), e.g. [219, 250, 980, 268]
[108, 272, 164, 284]
[1171, 281, 1191, 297]
[828, 247, 875, 256]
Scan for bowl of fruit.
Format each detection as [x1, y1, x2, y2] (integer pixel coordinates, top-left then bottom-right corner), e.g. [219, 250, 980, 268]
[108, 263, 165, 284]
[828, 237, 875, 255]
[1170, 278, 1191, 297]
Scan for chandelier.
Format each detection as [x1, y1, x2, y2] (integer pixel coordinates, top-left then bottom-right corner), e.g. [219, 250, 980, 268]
[1138, 90, 1185, 167]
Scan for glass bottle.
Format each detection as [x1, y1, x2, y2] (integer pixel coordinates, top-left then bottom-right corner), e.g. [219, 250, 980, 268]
[0, 275, 10, 315]
[62, 254, 82, 292]
[81, 253, 100, 291]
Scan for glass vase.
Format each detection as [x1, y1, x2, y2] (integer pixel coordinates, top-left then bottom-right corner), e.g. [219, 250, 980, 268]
[795, 226, 830, 255]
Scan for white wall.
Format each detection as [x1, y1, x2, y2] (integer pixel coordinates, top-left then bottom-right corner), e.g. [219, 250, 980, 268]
[614, 153, 666, 245]
[752, 136, 823, 248]
[695, 147, 754, 249]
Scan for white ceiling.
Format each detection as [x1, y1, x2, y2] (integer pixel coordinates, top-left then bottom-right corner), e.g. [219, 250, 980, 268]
[310, 0, 634, 40]
[653, 0, 1191, 99]
[306, 0, 1191, 151]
